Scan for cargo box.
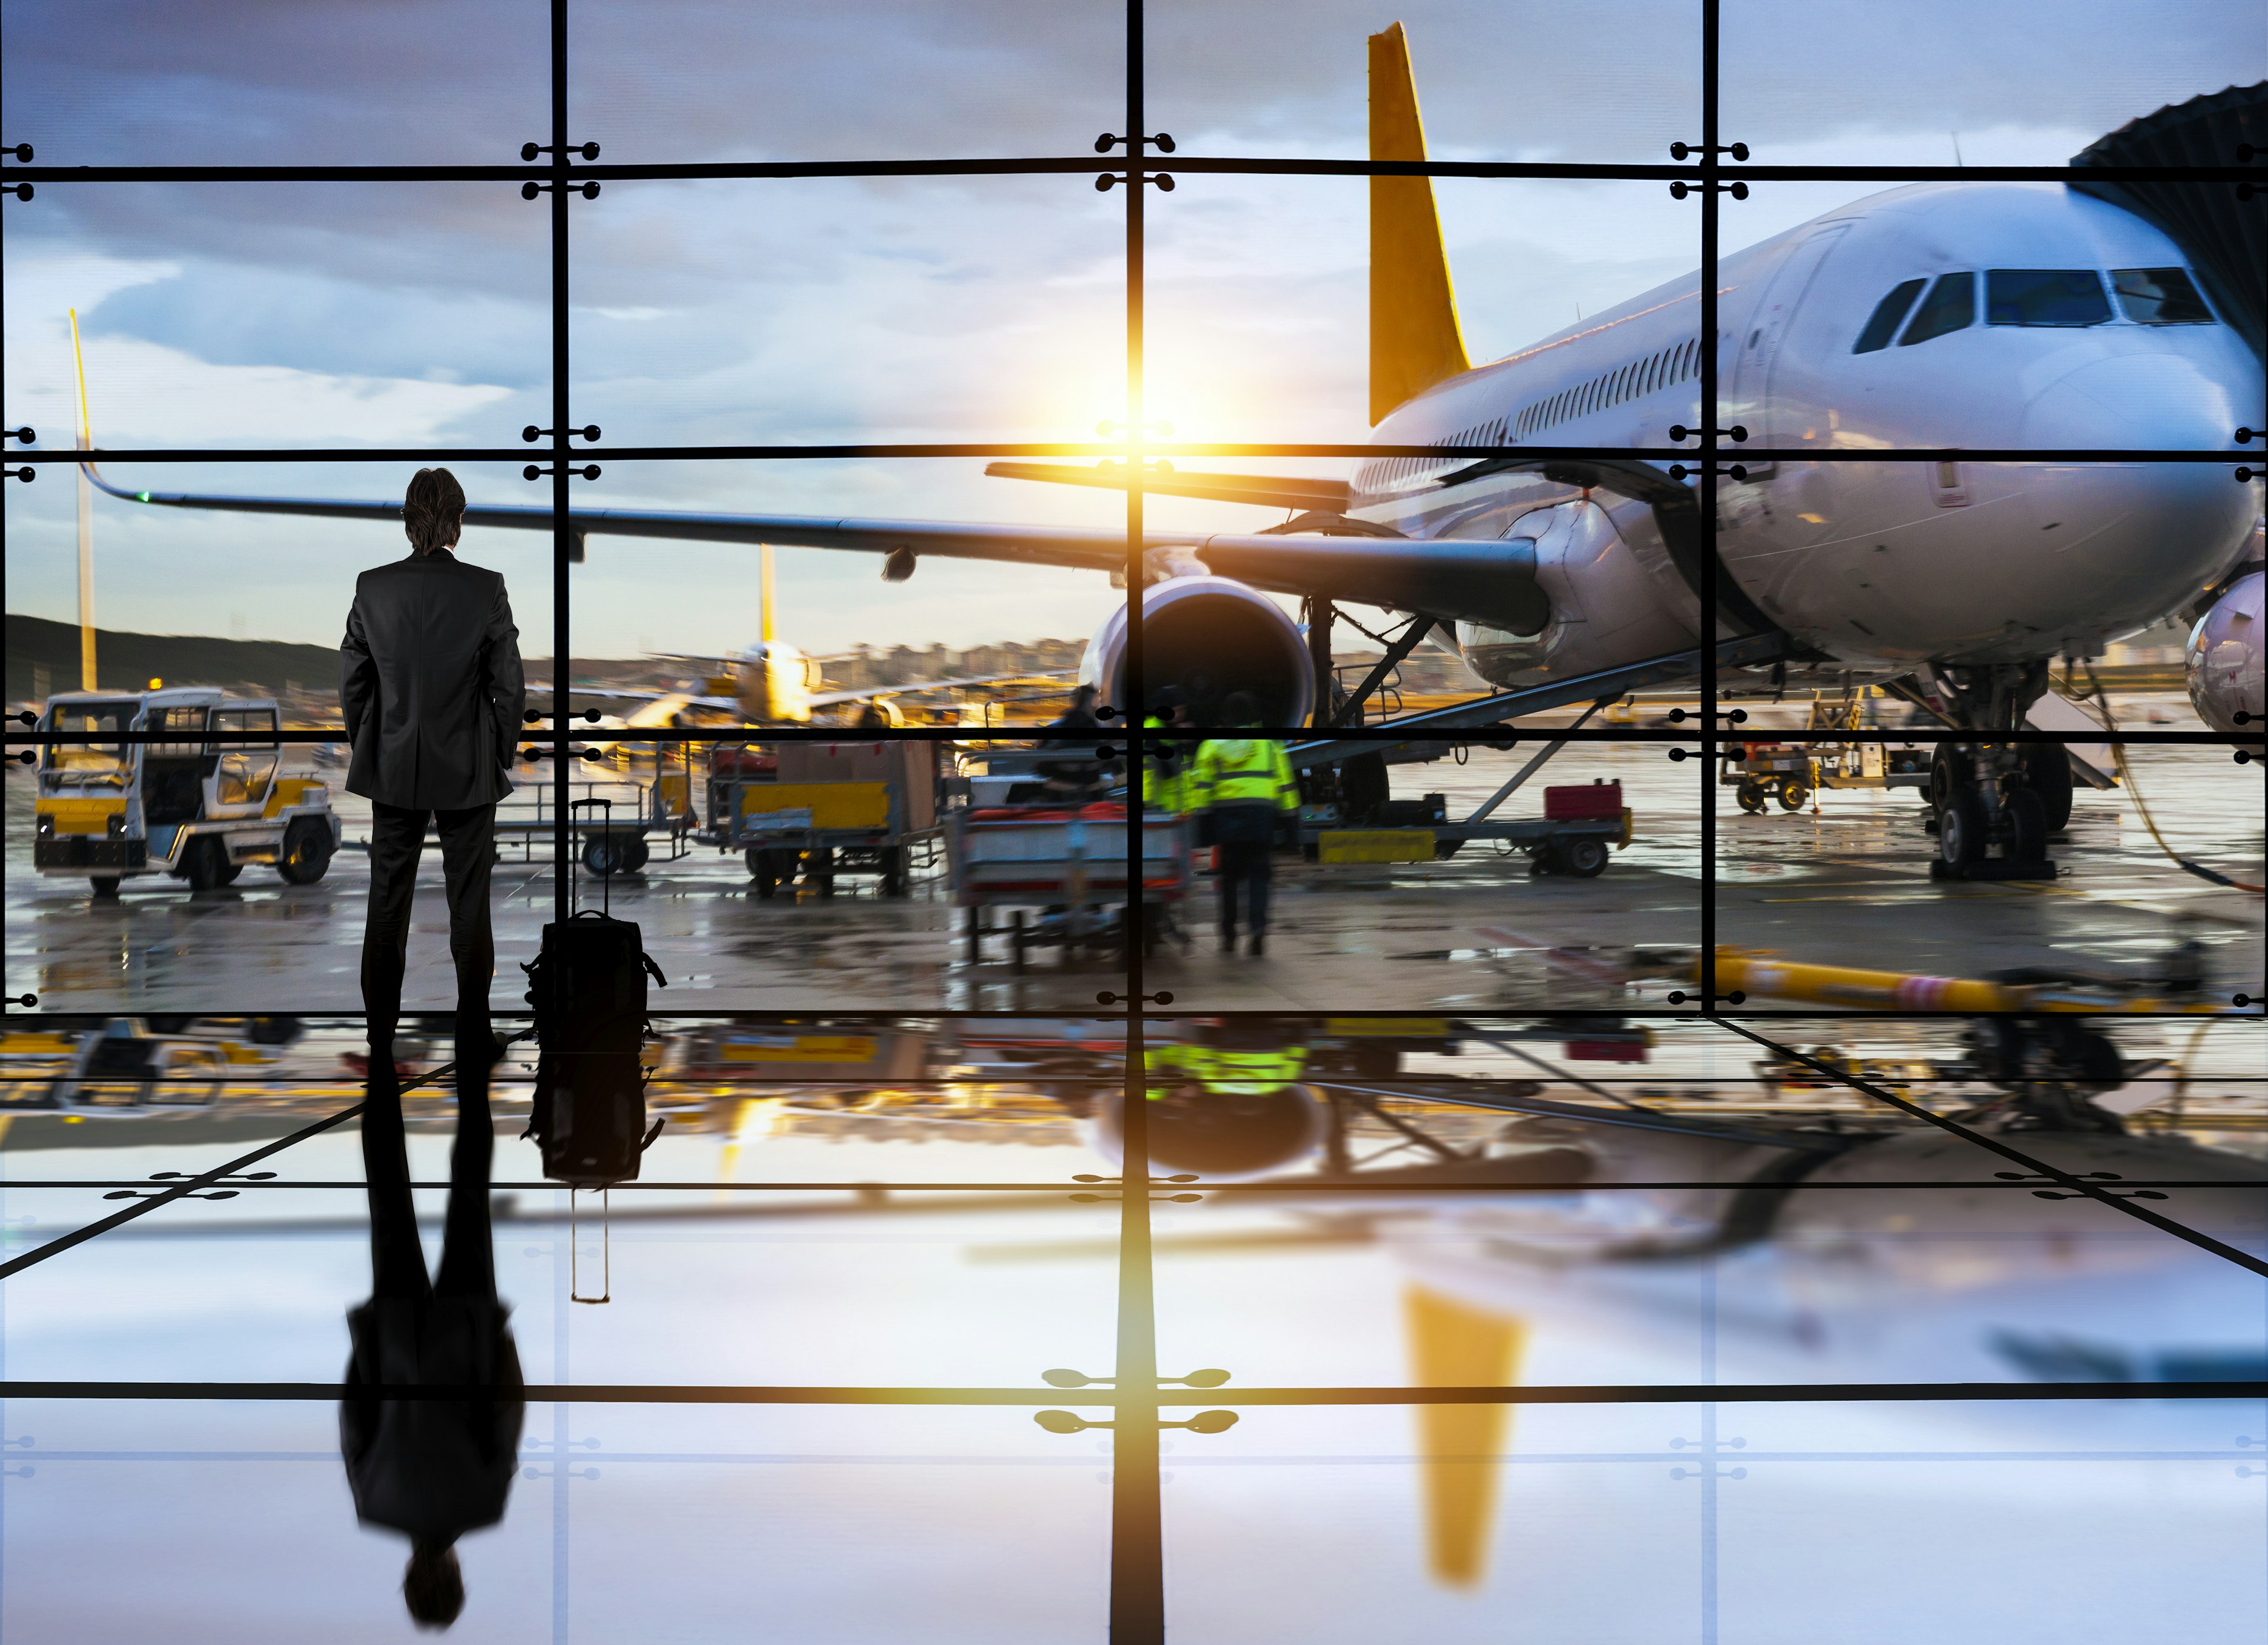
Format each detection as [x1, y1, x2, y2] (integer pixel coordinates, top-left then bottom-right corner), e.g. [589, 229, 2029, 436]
[1543, 779, 1623, 822]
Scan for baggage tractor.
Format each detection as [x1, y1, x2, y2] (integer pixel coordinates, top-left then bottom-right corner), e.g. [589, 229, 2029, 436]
[522, 800, 669, 1187]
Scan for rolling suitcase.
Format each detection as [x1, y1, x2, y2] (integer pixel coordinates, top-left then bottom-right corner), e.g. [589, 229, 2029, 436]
[522, 799, 669, 1188]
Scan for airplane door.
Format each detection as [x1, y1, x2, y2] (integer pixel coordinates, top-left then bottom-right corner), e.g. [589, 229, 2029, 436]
[1736, 223, 1849, 479]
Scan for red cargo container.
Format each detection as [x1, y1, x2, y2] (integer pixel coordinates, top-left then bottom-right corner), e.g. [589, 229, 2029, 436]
[1543, 779, 1623, 822]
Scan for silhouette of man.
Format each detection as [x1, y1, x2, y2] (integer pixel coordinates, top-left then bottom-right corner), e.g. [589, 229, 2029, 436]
[341, 1049, 523, 1630]
[341, 468, 525, 1060]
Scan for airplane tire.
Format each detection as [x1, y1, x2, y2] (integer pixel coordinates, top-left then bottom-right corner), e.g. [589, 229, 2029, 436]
[90, 876, 120, 899]
[1736, 779, 1768, 814]
[1777, 781, 1811, 812]
[278, 819, 334, 884]
[1938, 784, 1987, 867]
[2022, 743, 2075, 831]
[2005, 786, 2049, 862]
[1562, 838, 1609, 878]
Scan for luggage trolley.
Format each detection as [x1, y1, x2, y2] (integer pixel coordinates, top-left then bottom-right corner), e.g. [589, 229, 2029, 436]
[946, 803, 1194, 968]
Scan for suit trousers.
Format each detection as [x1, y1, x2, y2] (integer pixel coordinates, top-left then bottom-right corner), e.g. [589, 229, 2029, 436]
[362, 801, 497, 1047]
[1214, 839, 1274, 938]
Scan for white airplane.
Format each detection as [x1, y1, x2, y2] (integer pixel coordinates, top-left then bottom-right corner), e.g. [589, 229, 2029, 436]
[80, 30, 2263, 870]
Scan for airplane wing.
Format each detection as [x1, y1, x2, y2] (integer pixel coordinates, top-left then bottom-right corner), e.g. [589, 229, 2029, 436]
[82, 460, 1565, 634]
[807, 669, 1073, 709]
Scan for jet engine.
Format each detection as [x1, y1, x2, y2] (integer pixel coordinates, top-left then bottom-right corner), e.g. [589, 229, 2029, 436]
[1081, 573, 1315, 726]
[2184, 567, 2262, 735]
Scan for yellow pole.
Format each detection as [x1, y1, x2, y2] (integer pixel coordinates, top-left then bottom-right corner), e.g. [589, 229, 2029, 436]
[759, 543, 776, 645]
[70, 309, 97, 690]
[1709, 949, 2021, 1011]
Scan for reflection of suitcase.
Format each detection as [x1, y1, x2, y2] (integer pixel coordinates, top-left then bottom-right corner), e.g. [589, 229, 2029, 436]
[521, 802, 669, 1186]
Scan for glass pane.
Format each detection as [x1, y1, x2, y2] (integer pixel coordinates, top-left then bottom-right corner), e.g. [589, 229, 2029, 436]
[1153, 0, 1699, 167]
[569, 0, 1120, 164]
[1710, 729, 2265, 1015]
[2, 1402, 1108, 1641]
[1157, 735, 1700, 1011]
[566, 179, 1123, 448]
[0, 1018, 1124, 1389]
[5, 185, 549, 451]
[1158, 1398, 2266, 1641]
[1, 3, 545, 165]
[1719, 3, 2258, 174]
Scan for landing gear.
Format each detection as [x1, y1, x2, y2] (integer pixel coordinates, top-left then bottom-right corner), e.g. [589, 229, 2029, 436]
[1917, 664, 2061, 881]
[2021, 742, 2075, 832]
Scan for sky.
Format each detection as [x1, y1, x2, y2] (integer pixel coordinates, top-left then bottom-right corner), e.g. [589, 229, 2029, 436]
[2, 0, 2261, 658]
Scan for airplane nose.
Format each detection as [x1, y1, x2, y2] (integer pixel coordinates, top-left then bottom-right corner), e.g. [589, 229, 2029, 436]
[2019, 355, 2244, 452]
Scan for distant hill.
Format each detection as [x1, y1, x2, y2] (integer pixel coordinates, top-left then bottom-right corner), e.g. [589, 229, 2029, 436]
[6, 613, 344, 703]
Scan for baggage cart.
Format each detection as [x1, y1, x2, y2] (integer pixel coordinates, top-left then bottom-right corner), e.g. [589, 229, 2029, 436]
[946, 804, 1194, 967]
[700, 741, 943, 898]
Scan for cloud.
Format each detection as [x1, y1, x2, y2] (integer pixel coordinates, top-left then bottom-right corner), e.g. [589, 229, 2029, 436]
[2, 0, 2258, 657]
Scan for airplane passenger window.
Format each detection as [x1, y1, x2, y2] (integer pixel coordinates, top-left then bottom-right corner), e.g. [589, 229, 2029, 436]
[1986, 269, 2112, 327]
[1853, 278, 1927, 352]
[2111, 267, 2214, 324]
[1898, 272, 1976, 345]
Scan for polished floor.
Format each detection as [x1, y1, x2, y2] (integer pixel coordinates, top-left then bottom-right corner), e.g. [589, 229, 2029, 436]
[2, 1014, 2264, 1643]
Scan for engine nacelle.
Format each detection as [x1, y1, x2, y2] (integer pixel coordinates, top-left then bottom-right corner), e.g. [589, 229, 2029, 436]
[1081, 573, 1315, 726]
[2185, 569, 2262, 735]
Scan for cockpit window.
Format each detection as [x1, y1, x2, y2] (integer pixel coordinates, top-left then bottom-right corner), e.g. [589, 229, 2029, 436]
[1853, 278, 1926, 353]
[1898, 272, 1974, 346]
[1986, 269, 2111, 327]
[2110, 267, 2213, 325]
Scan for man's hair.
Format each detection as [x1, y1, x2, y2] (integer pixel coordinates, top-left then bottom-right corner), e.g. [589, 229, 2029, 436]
[403, 1540, 465, 1630]
[1220, 690, 1260, 724]
[403, 468, 467, 556]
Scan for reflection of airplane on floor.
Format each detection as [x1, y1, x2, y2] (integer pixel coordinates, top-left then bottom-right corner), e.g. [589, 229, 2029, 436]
[1001, 1014, 2268, 1586]
[79, 36, 2264, 871]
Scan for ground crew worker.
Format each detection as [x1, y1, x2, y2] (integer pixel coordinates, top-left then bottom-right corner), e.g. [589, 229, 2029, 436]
[1187, 691, 1300, 956]
[1141, 686, 1192, 812]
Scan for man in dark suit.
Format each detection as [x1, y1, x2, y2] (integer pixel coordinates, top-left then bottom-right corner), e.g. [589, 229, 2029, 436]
[341, 468, 525, 1054]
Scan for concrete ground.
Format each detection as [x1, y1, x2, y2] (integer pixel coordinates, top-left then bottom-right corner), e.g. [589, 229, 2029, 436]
[6, 731, 2260, 1016]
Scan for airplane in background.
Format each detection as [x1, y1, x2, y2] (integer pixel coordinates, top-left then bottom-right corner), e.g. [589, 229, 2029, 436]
[80, 30, 2264, 873]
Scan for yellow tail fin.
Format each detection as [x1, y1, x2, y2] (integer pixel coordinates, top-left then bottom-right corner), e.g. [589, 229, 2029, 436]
[1370, 22, 1471, 425]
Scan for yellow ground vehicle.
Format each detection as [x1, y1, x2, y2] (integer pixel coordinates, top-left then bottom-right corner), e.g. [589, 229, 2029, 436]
[34, 688, 340, 896]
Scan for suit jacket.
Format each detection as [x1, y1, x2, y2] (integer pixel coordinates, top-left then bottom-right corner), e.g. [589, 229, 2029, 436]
[340, 552, 524, 810]
[341, 1295, 525, 1543]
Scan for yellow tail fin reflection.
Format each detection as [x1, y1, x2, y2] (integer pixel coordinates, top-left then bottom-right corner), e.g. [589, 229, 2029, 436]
[1405, 1285, 1525, 1587]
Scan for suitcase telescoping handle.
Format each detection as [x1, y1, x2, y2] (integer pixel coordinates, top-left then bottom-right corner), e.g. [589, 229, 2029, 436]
[569, 796, 612, 917]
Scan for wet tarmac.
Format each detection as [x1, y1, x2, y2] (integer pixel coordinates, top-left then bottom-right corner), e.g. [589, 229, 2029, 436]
[6, 733, 2260, 1016]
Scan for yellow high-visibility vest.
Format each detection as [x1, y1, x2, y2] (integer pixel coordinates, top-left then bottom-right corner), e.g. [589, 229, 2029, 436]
[1190, 736, 1299, 812]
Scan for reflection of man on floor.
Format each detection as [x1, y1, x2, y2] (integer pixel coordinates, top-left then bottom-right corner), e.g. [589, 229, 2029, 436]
[341, 1044, 523, 1631]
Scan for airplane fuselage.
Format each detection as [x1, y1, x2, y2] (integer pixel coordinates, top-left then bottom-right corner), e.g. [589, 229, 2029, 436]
[1358, 182, 2262, 688]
